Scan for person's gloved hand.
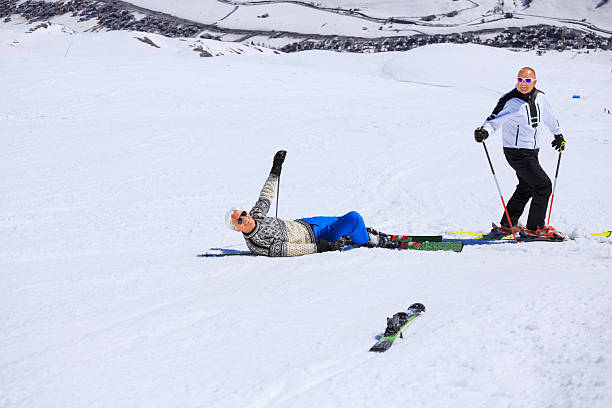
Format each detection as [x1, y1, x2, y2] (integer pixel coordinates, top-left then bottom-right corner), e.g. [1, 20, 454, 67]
[552, 134, 566, 152]
[317, 238, 345, 253]
[270, 150, 287, 176]
[474, 127, 489, 143]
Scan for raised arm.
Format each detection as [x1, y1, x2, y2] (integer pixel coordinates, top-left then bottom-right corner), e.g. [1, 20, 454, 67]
[250, 174, 278, 218]
[249, 151, 286, 218]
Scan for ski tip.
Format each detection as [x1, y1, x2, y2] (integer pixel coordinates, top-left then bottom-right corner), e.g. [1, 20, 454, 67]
[408, 303, 426, 313]
[369, 341, 392, 352]
[447, 230, 483, 238]
[198, 251, 255, 257]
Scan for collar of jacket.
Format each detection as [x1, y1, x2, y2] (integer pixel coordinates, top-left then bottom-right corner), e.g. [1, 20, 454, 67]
[512, 87, 539, 104]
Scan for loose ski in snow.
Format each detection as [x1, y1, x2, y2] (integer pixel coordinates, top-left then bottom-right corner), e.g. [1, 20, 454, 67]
[370, 303, 425, 353]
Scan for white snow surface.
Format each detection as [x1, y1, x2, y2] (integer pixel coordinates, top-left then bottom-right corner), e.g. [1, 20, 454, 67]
[125, 0, 612, 37]
[1, 27, 612, 408]
[0, 21, 279, 57]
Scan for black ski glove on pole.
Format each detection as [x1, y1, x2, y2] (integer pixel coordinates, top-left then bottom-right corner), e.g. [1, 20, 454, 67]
[317, 238, 345, 253]
[552, 134, 566, 152]
[474, 127, 489, 143]
[270, 150, 287, 176]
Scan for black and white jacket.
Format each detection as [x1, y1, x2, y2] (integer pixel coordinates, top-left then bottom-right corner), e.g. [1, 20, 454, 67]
[482, 88, 561, 150]
[242, 173, 317, 257]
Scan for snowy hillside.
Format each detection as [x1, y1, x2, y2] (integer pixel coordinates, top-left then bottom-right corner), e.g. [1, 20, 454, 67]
[1, 29, 612, 408]
[0, 21, 279, 57]
[3, 1, 611, 51]
[126, 0, 612, 36]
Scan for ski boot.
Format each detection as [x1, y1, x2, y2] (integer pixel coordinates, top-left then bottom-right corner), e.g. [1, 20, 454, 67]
[519, 225, 565, 241]
[365, 227, 403, 249]
[482, 223, 525, 240]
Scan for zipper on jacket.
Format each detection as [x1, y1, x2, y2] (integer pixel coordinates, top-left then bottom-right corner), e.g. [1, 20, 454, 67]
[533, 128, 538, 148]
[515, 125, 520, 145]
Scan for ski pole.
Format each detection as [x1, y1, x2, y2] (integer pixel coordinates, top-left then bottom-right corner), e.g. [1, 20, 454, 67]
[546, 151, 562, 227]
[275, 174, 280, 218]
[482, 141, 518, 243]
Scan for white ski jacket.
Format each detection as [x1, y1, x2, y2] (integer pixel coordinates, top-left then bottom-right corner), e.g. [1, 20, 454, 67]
[482, 88, 561, 150]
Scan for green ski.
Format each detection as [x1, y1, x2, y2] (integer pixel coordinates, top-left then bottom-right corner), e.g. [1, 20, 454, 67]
[394, 235, 442, 243]
[396, 239, 464, 253]
[370, 303, 425, 352]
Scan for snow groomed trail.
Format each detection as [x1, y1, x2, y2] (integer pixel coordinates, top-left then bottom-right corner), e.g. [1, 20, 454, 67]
[1, 30, 611, 407]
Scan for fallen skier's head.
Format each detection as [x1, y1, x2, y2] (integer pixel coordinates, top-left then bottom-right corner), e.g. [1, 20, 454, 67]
[225, 208, 254, 233]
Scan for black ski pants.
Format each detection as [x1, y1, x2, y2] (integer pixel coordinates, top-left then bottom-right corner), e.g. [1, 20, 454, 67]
[500, 147, 552, 231]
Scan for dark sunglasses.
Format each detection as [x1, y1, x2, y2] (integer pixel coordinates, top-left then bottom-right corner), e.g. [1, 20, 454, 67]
[236, 210, 248, 225]
[517, 77, 534, 83]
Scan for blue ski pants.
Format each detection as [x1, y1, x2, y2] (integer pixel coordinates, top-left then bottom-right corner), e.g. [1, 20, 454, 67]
[300, 211, 369, 245]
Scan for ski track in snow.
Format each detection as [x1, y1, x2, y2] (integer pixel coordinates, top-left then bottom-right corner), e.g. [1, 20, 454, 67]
[1, 28, 612, 408]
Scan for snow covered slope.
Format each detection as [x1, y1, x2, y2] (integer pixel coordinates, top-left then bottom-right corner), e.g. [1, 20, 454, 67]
[126, 0, 612, 36]
[0, 21, 279, 57]
[1, 31, 612, 407]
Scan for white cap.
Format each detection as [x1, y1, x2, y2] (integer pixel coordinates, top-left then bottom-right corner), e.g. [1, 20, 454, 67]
[225, 207, 241, 231]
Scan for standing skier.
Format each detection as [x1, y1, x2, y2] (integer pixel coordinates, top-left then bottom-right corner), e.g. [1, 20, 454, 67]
[225, 151, 403, 257]
[474, 67, 566, 239]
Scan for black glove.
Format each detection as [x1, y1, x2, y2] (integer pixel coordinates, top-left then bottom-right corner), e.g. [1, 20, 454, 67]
[317, 238, 345, 253]
[270, 150, 287, 177]
[474, 127, 489, 143]
[552, 134, 565, 152]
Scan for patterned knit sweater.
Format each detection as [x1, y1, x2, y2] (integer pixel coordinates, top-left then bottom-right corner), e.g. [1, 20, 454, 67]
[243, 174, 317, 257]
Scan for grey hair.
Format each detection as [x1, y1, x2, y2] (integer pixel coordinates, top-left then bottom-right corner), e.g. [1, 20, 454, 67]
[225, 207, 241, 231]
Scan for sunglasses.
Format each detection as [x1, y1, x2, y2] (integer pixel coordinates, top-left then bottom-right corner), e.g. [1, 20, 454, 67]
[517, 77, 535, 83]
[236, 210, 248, 225]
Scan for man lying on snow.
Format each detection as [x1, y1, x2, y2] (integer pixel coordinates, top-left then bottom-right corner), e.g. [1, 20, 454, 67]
[225, 151, 400, 257]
